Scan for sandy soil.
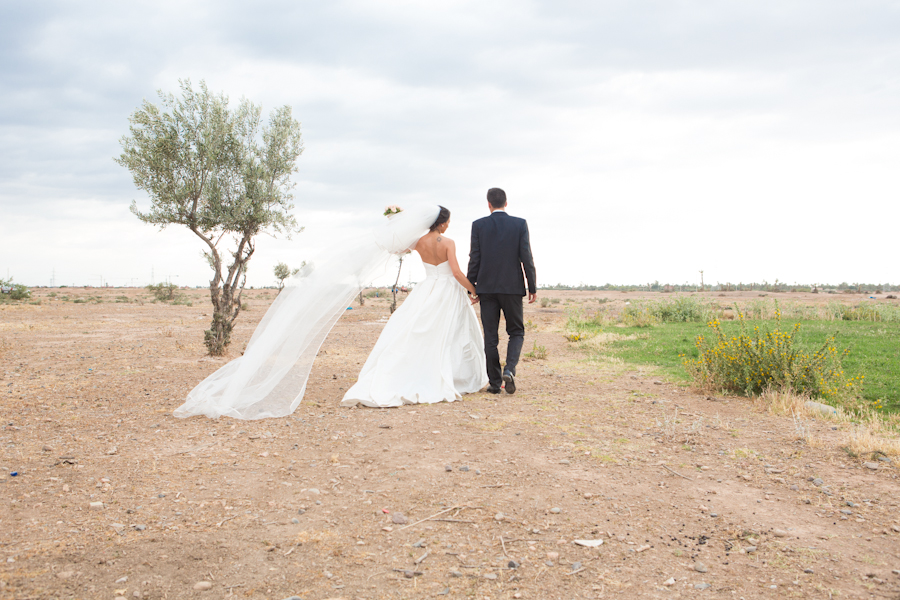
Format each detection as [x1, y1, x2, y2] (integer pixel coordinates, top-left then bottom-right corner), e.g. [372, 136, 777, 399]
[1, 287, 898, 600]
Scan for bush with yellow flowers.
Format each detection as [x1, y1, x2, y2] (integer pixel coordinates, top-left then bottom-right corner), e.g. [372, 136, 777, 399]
[565, 332, 592, 342]
[682, 310, 863, 402]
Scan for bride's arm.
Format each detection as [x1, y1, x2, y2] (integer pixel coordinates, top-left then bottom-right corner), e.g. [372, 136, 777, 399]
[443, 238, 477, 296]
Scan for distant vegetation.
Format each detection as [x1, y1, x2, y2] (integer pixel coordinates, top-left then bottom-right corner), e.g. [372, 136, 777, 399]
[146, 283, 192, 306]
[541, 281, 899, 293]
[274, 261, 304, 290]
[146, 282, 178, 301]
[0, 277, 31, 301]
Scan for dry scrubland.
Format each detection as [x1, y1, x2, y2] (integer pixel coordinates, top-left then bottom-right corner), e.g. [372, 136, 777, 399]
[1, 288, 899, 600]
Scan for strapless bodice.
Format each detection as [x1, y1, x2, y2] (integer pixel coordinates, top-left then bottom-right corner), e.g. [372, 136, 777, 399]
[423, 261, 453, 278]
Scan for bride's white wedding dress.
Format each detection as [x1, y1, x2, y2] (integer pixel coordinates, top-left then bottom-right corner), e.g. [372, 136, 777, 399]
[341, 261, 488, 407]
[174, 205, 486, 420]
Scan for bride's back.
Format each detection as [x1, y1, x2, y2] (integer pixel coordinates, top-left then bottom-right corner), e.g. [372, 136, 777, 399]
[415, 231, 450, 265]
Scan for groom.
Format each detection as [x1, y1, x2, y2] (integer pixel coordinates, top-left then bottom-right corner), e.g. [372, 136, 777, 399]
[467, 188, 537, 394]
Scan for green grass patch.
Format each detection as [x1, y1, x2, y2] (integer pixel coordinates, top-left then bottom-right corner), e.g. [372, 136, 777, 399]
[576, 320, 900, 412]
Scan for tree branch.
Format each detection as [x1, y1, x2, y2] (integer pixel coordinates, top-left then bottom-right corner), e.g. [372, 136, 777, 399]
[190, 225, 222, 288]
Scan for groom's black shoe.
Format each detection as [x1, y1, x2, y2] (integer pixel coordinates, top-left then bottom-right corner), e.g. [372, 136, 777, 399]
[502, 371, 516, 394]
[486, 385, 502, 394]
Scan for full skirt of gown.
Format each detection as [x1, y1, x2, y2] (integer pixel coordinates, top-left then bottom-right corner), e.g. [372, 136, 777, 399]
[341, 261, 488, 407]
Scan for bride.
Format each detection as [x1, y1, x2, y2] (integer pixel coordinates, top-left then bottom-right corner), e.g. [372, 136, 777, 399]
[174, 204, 486, 419]
[341, 207, 488, 407]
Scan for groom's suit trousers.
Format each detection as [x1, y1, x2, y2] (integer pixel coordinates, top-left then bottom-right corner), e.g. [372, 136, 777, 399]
[478, 293, 525, 388]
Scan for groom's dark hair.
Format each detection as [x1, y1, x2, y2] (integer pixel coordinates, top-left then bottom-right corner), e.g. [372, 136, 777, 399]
[487, 188, 507, 208]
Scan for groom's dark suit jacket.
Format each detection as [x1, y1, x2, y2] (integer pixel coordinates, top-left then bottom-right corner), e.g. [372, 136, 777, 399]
[467, 211, 537, 296]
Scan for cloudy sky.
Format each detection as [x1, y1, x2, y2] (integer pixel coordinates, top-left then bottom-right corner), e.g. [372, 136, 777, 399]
[2, 0, 898, 289]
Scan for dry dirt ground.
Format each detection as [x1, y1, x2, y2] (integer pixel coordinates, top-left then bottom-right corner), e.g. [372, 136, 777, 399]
[1, 288, 899, 600]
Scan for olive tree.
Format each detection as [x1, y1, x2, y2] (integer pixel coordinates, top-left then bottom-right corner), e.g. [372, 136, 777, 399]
[116, 80, 303, 355]
[273, 261, 303, 291]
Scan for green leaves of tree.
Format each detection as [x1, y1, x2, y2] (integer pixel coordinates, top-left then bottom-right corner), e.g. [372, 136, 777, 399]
[116, 79, 302, 239]
[115, 79, 304, 354]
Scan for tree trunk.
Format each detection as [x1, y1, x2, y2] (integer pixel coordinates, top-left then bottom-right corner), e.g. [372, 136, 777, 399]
[390, 256, 403, 314]
[201, 233, 253, 356]
[205, 282, 235, 356]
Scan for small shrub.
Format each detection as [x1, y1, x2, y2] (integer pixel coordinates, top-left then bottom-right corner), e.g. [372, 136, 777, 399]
[566, 310, 610, 333]
[550, 298, 561, 304]
[649, 297, 717, 323]
[171, 295, 193, 306]
[839, 303, 900, 322]
[540, 297, 550, 308]
[48, 292, 57, 298]
[147, 282, 178, 301]
[8, 284, 31, 301]
[621, 303, 658, 327]
[565, 332, 588, 342]
[73, 298, 87, 304]
[683, 313, 863, 403]
[622, 297, 718, 325]
[524, 341, 548, 360]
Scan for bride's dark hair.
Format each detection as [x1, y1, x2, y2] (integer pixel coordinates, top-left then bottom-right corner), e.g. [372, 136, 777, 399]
[429, 206, 450, 232]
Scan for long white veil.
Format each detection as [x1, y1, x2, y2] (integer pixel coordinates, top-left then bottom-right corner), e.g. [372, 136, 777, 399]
[174, 205, 441, 420]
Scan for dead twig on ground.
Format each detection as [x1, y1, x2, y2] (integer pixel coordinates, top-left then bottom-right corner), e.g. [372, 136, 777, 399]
[414, 550, 429, 565]
[216, 515, 238, 527]
[398, 505, 462, 531]
[431, 518, 473, 523]
[660, 464, 692, 480]
[500, 536, 509, 558]
[169, 442, 216, 456]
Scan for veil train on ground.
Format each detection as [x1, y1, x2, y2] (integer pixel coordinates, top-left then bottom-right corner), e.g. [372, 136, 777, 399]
[173, 205, 440, 420]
